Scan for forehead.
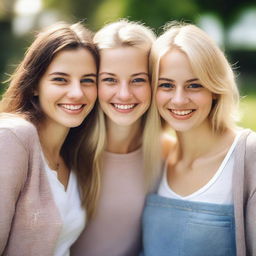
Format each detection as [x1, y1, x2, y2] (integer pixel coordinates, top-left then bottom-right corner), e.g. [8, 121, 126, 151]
[99, 47, 149, 74]
[45, 48, 96, 73]
[159, 48, 195, 79]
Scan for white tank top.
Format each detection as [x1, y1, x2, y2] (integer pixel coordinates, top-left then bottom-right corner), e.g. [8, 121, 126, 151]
[158, 132, 242, 204]
[44, 159, 86, 256]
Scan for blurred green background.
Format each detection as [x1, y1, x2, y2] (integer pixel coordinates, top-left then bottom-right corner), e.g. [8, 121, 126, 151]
[0, 0, 255, 130]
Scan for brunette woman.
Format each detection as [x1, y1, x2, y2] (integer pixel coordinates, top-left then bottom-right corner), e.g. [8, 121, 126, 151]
[0, 22, 98, 255]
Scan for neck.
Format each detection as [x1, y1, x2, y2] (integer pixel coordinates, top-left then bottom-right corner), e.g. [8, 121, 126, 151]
[38, 120, 69, 163]
[106, 119, 142, 154]
[175, 121, 220, 161]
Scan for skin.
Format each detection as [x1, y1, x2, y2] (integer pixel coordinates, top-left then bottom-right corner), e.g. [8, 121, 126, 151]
[36, 48, 97, 188]
[98, 46, 151, 153]
[157, 49, 213, 134]
[157, 48, 236, 196]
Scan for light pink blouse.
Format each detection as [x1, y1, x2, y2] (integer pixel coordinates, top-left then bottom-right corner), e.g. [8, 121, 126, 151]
[71, 148, 146, 256]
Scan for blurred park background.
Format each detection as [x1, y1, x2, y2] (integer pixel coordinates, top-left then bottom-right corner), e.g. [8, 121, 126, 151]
[0, 0, 255, 130]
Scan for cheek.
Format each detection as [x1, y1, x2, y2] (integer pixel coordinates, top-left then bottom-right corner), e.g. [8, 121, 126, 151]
[38, 88, 54, 105]
[135, 85, 151, 103]
[195, 93, 213, 109]
[83, 86, 97, 102]
[156, 90, 167, 108]
[98, 84, 112, 102]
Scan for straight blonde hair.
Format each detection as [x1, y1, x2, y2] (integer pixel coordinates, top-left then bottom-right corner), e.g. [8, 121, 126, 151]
[149, 21, 240, 134]
[91, 19, 162, 209]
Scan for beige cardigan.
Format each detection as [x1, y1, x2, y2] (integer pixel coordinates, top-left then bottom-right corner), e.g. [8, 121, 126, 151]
[233, 129, 256, 256]
[0, 115, 62, 255]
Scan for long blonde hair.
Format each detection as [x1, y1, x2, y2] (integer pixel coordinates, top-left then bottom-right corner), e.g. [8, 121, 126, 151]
[90, 19, 161, 212]
[149, 21, 240, 134]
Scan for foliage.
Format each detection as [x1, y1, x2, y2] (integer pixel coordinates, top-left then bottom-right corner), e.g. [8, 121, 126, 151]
[239, 94, 256, 131]
[0, 0, 255, 130]
[194, 0, 256, 27]
[122, 0, 200, 32]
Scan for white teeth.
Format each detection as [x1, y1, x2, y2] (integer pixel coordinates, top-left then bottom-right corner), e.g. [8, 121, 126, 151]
[114, 104, 135, 110]
[61, 104, 83, 110]
[171, 109, 193, 116]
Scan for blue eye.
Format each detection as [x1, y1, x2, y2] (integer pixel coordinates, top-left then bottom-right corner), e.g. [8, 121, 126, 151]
[52, 77, 66, 82]
[81, 78, 95, 84]
[102, 77, 116, 83]
[158, 83, 174, 89]
[132, 78, 146, 83]
[188, 83, 203, 89]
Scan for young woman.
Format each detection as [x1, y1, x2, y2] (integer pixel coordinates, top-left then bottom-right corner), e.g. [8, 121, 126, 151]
[141, 22, 256, 256]
[0, 22, 99, 255]
[71, 19, 160, 256]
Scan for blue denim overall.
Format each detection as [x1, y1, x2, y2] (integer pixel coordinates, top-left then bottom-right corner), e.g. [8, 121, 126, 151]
[141, 194, 236, 256]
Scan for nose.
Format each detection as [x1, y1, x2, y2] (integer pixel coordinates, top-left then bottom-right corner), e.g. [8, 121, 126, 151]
[116, 81, 132, 101]
[67, 81, 84, 99]
[171, 88, 189, 105]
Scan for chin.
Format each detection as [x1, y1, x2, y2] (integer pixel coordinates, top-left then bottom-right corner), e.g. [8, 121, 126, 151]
[62, 120, 85, 128]
[112, 118, 139, 127]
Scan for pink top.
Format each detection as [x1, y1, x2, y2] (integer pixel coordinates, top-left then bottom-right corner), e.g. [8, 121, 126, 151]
[71, 147, 146, 256]
[0, 115, 62, 255]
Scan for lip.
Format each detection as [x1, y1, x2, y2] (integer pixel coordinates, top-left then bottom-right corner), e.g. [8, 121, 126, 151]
[58, 103, 86, 114]
[111, 103, 137, 113]
[168, 108, 195, 120]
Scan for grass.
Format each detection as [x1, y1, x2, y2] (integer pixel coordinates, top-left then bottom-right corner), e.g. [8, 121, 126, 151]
[238, 94, 256, 131]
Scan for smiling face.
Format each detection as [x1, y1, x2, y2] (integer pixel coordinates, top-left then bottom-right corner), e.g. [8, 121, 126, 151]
[36, 48, 97, 129]
[156, 48, 214, 133]
[98, 46, 151, 128]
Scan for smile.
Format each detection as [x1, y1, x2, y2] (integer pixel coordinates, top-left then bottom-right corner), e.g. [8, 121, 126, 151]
[171, 109, 194, 116]
[113, 104, 136, 110]
[59, 104, 85, 111]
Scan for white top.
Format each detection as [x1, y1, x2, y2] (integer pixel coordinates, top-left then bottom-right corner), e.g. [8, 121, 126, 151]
[44, 160, 86, 256]
[71, 147, 146, 256]
[158, 132, 242, 204]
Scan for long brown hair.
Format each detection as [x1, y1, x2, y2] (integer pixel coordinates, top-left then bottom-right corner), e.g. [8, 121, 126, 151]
[0, 22, 100, 219]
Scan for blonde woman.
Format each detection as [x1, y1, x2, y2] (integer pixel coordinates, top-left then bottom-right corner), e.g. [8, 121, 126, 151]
[71, 19, 161, 256]
[141, 22, 256, 256]
[0, 22, 98, 255]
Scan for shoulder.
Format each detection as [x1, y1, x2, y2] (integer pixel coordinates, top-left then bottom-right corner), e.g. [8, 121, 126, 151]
[246, 130, 256, 148]
[236, 129, 256, 151]
[0, 113, 38, 148]
[236, 129, 256, 177]
[161, 132, 176, 159]
[244, 130, 256, 163]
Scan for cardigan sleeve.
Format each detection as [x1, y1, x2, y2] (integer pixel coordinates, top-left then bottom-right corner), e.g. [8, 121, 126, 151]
[0, 128, 29, 254]
[246, 193, 256, 256]
[244, 131, 256, 256]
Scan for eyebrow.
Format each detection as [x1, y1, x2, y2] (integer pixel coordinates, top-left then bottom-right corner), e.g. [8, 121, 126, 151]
[83, 73, 97, 77]
[99, 72, 115, 76]
[99, 72, 149, 77]
[48, 72, 97, 77]
[49, 72, 69, 76]
[158, 77, 199, 83]
[131, 72, 149, 77]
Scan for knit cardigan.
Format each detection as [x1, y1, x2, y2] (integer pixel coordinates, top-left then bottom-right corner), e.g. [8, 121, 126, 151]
[0, 114, 255, 255]
[0, 115, 62, 255]
[233, 129, 256, 256]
